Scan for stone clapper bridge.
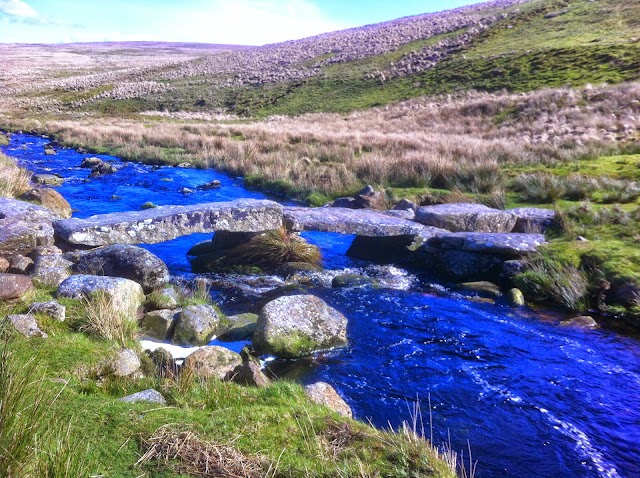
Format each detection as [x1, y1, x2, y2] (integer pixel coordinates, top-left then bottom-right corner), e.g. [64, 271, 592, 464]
[53, 199, 548, 278]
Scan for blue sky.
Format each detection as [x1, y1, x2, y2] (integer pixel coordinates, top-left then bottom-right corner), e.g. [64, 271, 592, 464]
[0, 0, 481, 45]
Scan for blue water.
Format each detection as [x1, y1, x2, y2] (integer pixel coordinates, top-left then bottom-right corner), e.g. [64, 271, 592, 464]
[3, 133, 640, 478]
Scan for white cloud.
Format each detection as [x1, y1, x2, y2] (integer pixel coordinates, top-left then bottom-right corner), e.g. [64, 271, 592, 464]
[0, 0, 37, 17]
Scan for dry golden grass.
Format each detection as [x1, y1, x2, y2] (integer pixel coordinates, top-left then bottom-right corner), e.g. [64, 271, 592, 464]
[0, 152, 32, 198]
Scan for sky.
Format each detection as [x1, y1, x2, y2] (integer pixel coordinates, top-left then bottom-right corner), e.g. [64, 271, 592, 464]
[0, 0, 482, 45]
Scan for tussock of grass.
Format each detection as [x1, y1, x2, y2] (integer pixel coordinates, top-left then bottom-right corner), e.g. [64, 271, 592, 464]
[79, 291, 139, 346]
[0, 152, 31, 198]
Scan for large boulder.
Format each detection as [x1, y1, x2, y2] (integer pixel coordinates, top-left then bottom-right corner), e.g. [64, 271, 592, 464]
[71, 244, 169, 293]
[253, 295, 348, 358]
[0, 273, 34, 302]
[182, 346, 242, 379]
[415, 203, 517, 233]
[0, 198, 55, 257]
[173, 304, 221, 346]
[19, 188, 72, 219]
[304, 382, 352, 418]
[57, 275, 145, 320]
[141, 309, 178, 340]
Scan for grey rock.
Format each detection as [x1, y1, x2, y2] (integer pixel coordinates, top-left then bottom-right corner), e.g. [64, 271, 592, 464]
[226, 361, 270, 387]
[0, 198, 55, 257]
[90, 162, 117, 177]
[146, 287, 179, 310]
[330, 197, 357, 209]
[9, 255, 34, 274]
[110, 348, 141, 377]
[560, 316, 599, 329]
[509, 208, 556, 233]
[284, 206, 429, 237]
[0, 273, 34, 302]
[54, 199, 283, 247]
[358, 185, 376, 196]
[80, 157, 103, 168]
[198, 180, 222, 190]
[31, 254, 73, 288]
[182, 346, 242, 379]
[218, 313, 258, 341]
[6, 314, 47, 338]
[415, 203, 517, 233]
[394, 199, 418, 211]
[173, 304, 221, 346]
[253, 295, 348, 358]
[459, 281, 503, 297]
[427, 232, 546, 257]
[72, 244, 169, 293]
[304, 382, 352, 418]
[32, 174, 63, 186]
[57, 275, 145, 320]
[119, 388, 166, 404]
[19, 188, 72, 219]
[331, 274, 375, 288]
[29, 300, 66, 321]
[180, 187, 193, 194]
[384, 209, 415, 220]
[141, 309, 178, 340]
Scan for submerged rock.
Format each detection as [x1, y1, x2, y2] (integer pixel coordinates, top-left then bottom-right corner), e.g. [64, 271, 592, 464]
[32, 173, 63, 186]
[560, 316, 599, 329]
[507, 288, 526, 307]
[331, 274, 376, 288]
[253, 295, 348, 358]
[304, 382, 352, 418]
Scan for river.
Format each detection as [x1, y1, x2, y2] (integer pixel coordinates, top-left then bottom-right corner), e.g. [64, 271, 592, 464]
[2, 133, 639, 478]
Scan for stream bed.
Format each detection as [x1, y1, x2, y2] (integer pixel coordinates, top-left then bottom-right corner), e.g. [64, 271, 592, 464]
[3, 133, 640, 478]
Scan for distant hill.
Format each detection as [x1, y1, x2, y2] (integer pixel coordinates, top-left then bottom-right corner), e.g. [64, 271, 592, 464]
[1, 0, 638, 117]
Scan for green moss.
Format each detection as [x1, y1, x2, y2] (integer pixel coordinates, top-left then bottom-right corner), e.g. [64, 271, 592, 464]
[266, 331, 318, 358]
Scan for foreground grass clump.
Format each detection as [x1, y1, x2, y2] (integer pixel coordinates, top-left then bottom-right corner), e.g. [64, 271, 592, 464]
[0, 151, 31, 198]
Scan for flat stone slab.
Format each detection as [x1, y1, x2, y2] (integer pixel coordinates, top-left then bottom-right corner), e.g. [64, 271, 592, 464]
[427, 232, 547, 257]
[284, 206, 431, 237]
[54, 199, 283, 247]
[415, 203, 517, 233]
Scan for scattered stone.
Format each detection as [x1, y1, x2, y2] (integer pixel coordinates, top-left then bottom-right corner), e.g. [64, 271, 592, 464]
[331, 274, 375, 288]
[19, 188, 72, 219]
[44, 145, 56, 155]
[0, 198, 55, 257]
[0, 273, 34, 302]
[71, 244, 170, 293]
[110, 349, 141, 377]
[198, 180, 222, 190]
[146, 287, 179, 311]
[32, 174, 64, 186]
[9, 255, 34, 274]
[509, 208, 556, 233]
[560, 316, 599, 329]
[180, 187, 193, 194]
[253, 295, 348, 358]
[141, 202, 158, 210]
[90, 161, 117, 177]
[176, 162, 193, 168]
[415, 203, 517, 233]
[6, 314, 47, 338]
[218, 313, 258, 342]
[29, 300, 66, 321]
[80, 157, 103, 168]
[225, 361, 271, 387]
[173, 304, 221, 346]
[141, 309, 178, 340]
[507, 288, 526, 307]
[119, 389, 166, 405]
[182, 346, 243, 379]
[57, 275, 145, 320]
[304, 382, 352, 418]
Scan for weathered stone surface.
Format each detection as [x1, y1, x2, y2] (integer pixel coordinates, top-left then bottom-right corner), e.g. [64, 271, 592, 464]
[0, 273, 33, 301]
[560, 316, 599, 329]
[19, 188, 72, 219]
[32, 173, 63, 186]
[141, 309, 178, 340]
[8, 255, 33, 274]
[415, 203, 517, 233]
[54, 199, 283, 247]
[427, 232, 546, 257]
[509, 208, 557, 233]
[72, 245, 169, 292]
[218, 313, 258, 342]
[6, 314, 47, 338]
[0, 257, 9, 272]
[31, 254, 73, 288]
[182, 346, 242, 379]
[110, 349, 141, 377]
[29, 300, 66, 321]
[173, 304, 221, 346]
[304, 382, 352, 418]
[284, 206, 427, 237]
[57, 275, 145, 320]
[80, 157, 103, 168]
[119, 389, 166, 404]
[384, 209, 415, 220]
[0, 198, 55, 257]
[145, 287, 179, 310]
[226, 361, 271, 387]
[253, 295, 348, 358]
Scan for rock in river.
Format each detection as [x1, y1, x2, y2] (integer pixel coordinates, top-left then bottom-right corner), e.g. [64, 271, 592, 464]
[173, 304, 221, 346]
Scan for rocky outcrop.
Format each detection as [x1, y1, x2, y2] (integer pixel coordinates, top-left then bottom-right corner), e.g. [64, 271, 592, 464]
[284, 206, 429, 236]
[304, 382, 352, 418]
[173, 304, 221, 346]
[57, 275, 145, 320]
[54, 199, 283, 247]
[19, 188, 72, 219]
[71, 244, 169, 292]
[0, 198, 55, 257]
[415, 203, 517, 233]
[253, 295, 348, 358]
[182, 346, 242, 379]
[0, 273, 34, 302]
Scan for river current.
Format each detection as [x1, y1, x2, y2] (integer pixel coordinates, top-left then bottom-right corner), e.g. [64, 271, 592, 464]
[3, 133, 639, 478]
